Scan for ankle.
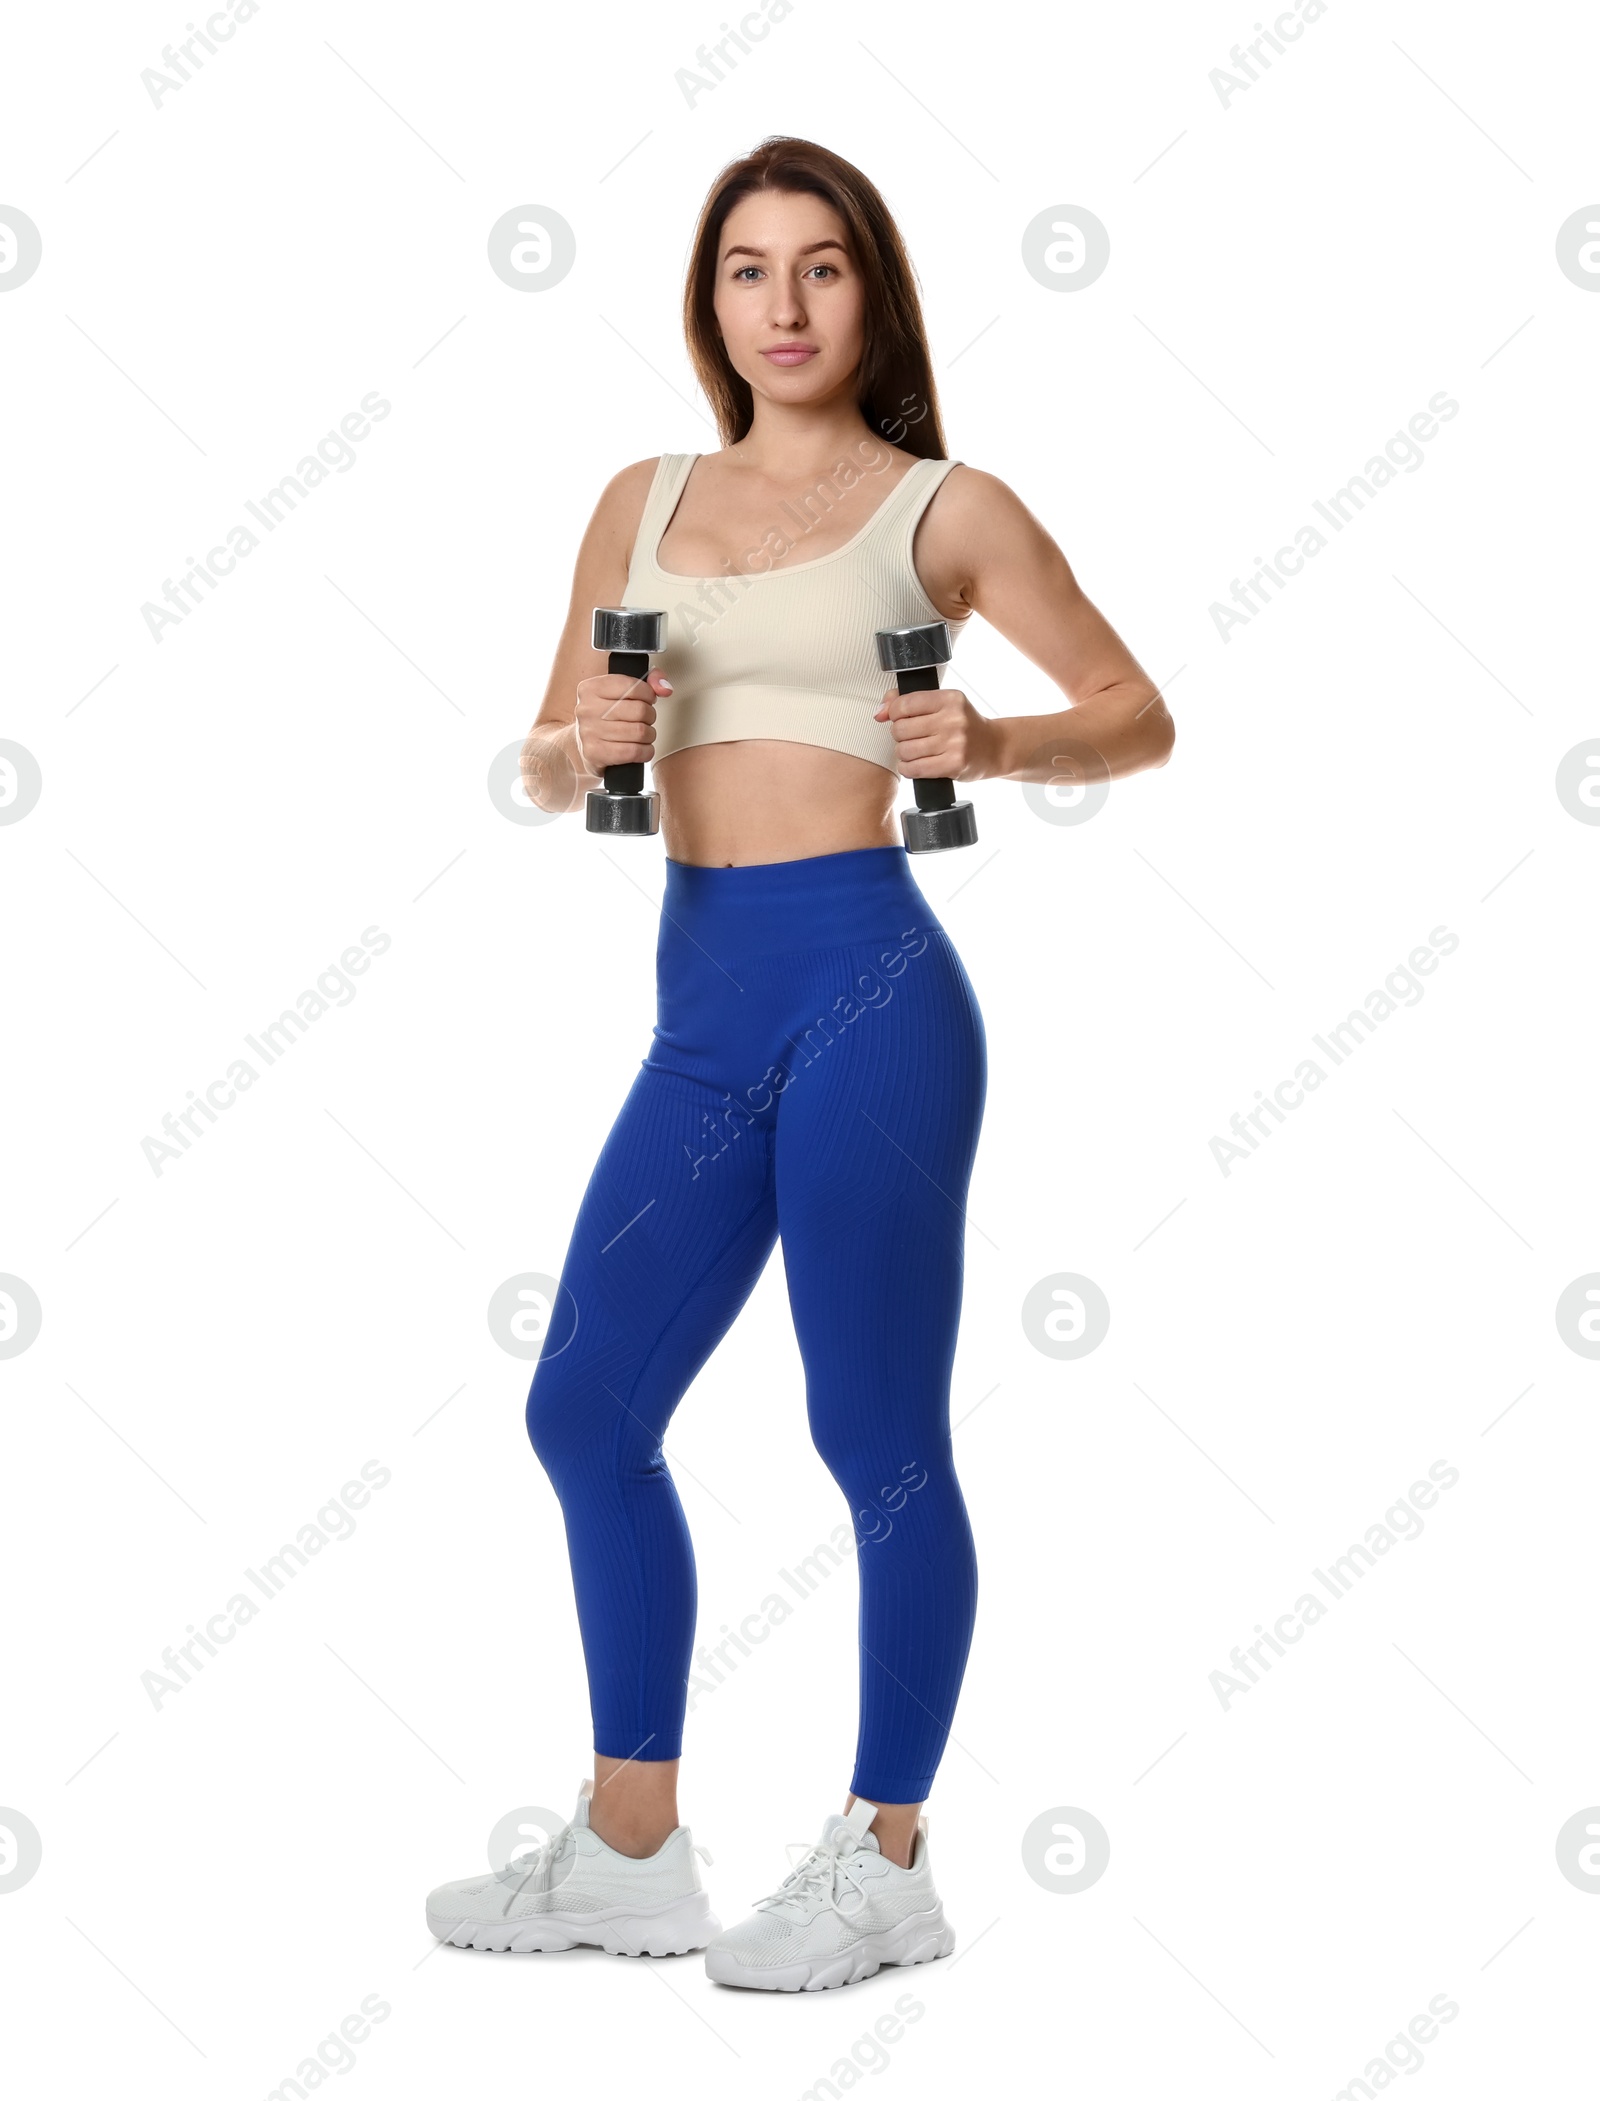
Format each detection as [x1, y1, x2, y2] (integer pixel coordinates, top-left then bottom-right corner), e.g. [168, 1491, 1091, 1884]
[590, 1809, 678, 1859]
[590, 1753, 682, 1859]
[846, 1794, 920, 1869]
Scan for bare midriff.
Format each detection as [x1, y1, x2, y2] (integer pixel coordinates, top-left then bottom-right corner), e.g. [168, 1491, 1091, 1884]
[653, 739, 900, 866]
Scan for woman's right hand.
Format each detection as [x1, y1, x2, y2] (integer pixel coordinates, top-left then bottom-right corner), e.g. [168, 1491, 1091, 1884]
[574, 669, 672, 778]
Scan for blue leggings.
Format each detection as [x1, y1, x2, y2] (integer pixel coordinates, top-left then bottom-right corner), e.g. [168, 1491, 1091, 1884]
[525, 844, 986, 1804]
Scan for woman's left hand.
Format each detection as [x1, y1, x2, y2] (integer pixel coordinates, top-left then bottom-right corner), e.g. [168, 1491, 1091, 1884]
[873, 685, 999, 782]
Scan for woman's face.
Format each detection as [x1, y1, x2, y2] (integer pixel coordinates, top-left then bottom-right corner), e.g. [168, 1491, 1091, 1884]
[712, 188, 866, 419]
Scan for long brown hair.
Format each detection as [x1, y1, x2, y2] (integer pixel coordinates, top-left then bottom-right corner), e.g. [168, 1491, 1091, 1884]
[683, 136, 947, 461]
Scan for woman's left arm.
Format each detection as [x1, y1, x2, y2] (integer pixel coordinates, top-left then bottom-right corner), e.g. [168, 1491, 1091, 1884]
[875, 465, 1176, 784]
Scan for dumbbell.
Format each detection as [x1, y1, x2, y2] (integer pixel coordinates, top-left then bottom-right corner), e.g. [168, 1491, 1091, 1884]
[584, 607, 666, 836]
[874, 620, 978, 853]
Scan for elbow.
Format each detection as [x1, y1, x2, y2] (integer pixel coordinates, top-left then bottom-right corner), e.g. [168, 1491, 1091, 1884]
[1138, 690, 1176, 770]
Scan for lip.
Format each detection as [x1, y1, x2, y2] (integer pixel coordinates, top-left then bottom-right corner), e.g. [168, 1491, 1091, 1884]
[762, 344, 818, 364]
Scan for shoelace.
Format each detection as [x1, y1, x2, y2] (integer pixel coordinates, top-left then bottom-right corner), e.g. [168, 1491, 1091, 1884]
[500, 1820, 578, 1897]
[754, 1832, 869, 1920]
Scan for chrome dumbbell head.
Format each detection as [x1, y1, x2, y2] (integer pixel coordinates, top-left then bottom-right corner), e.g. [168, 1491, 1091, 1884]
[901, 799, 978, 852]
[874, 620, 952, 676]
[592, 607, 667, 656]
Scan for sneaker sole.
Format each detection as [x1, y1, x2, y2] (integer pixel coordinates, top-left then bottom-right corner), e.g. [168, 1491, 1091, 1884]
[704, 1903, 956, 1991]
[427, 1890, 720, 1957]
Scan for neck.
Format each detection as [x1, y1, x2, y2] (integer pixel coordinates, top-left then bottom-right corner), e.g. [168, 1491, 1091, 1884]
[729, 397, 891, 480]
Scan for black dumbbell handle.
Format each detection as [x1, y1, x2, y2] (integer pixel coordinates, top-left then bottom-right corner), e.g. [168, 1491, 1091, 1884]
[602, 649, 650, 799]
[895, 663, 957, 813]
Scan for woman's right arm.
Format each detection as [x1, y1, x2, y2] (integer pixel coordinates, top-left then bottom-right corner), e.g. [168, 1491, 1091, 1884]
[520, 459, 674, 814]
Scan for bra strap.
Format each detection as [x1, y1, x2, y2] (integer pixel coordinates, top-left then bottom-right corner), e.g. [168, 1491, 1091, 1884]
[862, 455, 958, 540]
[637, 453, 699, 566]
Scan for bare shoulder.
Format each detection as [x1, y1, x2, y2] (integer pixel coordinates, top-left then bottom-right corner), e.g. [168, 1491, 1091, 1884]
[930, 463, 1050, 541]
[914, 462, 1060, 616]
[603, 455, 663, 504]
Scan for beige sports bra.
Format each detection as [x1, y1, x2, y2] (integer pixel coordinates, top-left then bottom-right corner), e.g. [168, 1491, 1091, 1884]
[622, 451, 962, 776]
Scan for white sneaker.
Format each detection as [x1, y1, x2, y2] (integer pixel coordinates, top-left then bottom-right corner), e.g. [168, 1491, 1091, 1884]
[425, 1779, 719, 1956]
[705, 1798, 956, 1991]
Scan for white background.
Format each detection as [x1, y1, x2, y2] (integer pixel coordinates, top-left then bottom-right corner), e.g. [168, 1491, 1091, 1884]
[3, 0, 1598, 2093]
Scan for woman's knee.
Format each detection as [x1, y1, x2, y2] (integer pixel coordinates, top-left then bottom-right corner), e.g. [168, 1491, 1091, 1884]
[526, 1365, 657, 1492]
[812, 1439, 959, 1539]
[525, 1360, 581, 1480]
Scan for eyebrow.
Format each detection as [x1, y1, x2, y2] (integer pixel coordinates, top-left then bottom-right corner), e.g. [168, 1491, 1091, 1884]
[721, 240, 848, 260]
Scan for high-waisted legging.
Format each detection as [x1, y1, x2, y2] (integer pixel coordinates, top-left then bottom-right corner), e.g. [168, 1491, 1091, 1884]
[524, 844, 987, 1804]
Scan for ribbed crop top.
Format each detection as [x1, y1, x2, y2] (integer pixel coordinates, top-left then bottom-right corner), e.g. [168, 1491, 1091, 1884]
[622, 451, 962, 776]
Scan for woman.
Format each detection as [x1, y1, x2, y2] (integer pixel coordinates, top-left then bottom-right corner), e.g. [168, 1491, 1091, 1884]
[427, 136, 1173, 1991]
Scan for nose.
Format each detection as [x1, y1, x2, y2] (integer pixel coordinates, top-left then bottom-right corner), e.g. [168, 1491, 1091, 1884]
[762, 268, 808, 328]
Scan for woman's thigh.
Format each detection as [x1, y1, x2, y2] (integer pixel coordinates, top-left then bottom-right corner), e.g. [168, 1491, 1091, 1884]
[772, 927, 987, 1481]
[526, 1061, 779, 1480]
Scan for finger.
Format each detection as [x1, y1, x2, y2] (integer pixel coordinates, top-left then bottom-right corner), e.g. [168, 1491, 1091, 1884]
[896, 735, 959, 768]
[590, 673, 663, 702]
[879, 688, 944, 719]
[887, 717, 957, 753]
